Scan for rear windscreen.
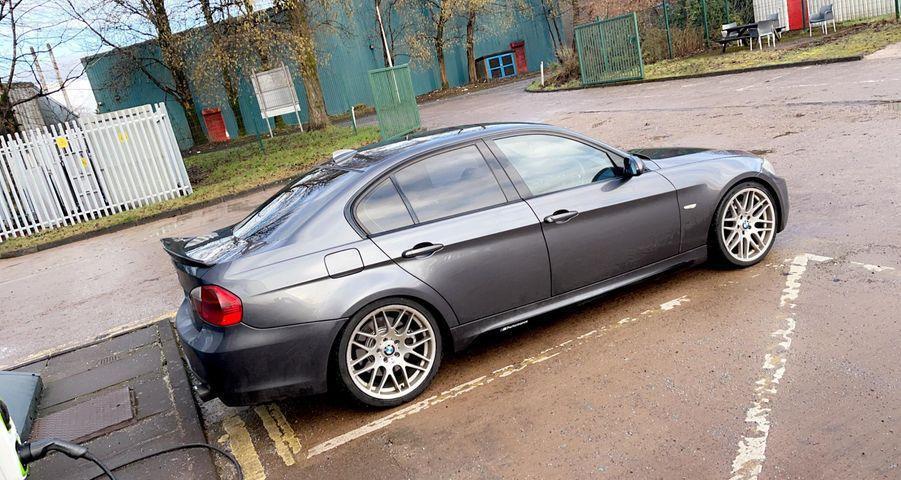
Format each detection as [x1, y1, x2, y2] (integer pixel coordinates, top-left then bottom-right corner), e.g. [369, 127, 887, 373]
[233, 167, 350, 241]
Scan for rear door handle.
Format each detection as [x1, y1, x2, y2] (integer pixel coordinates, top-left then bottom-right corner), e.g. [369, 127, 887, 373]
[402, 242, 445, 259]
[544, 210, 580, 224]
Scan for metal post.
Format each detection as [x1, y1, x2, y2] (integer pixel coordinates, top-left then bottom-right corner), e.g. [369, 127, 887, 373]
[724, 0, 730, 22]
[375, 2, 393, 68]
[540, 61, 545, 86]
[46, 44, 74, 116]
[896, 0, 900, 20]
[663, 0, 674, 59]
[350, 106, 357, 133]
[701, 0, 710, 48]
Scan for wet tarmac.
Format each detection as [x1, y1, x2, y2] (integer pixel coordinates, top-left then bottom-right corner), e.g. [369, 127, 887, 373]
[3, 48, 901, 479]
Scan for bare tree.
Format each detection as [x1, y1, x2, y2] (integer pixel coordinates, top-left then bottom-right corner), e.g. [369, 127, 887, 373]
[276, 0, 331, 129]
[1, 0, 85, 135]
[373, 0, 433, 68]
[423, 0, 459, 90]
[64, 0, 208, 145]
[196, 0, 245, 134]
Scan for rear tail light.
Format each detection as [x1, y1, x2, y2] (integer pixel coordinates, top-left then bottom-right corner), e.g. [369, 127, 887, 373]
[190, 285, 243, 327]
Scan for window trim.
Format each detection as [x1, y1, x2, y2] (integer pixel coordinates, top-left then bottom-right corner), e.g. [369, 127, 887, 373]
[349, 141, 519, 237]
[353, 176, 416, 235]
[485, 131, 627, 200]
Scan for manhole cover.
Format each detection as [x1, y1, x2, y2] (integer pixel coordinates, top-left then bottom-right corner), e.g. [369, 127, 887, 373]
[31, 387, 133, 443]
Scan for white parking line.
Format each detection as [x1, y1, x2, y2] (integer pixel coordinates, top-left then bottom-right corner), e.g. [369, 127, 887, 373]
[850, 261, 895, 273]
[728, 253, 830, 480]
[305, 295, 692, 459]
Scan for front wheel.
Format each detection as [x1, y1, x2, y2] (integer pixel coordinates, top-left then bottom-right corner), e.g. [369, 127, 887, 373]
[711, 182, 778, 267]
[337, 298, 442, 407]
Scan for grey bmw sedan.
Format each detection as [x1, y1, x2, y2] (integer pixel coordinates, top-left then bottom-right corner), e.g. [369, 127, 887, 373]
[163, 123, 788, 407]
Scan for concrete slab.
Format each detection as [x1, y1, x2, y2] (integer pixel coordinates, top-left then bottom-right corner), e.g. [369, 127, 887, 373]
[14, 321, 218, 480]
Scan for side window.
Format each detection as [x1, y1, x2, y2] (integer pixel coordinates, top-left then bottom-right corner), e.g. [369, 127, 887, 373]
[393, 146, 507, 223]
[493, 135, 617, 196]
[356, 178, 414, 234]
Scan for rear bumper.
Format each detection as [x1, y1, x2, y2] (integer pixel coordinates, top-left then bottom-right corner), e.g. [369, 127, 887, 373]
[175, 301, 346, 406]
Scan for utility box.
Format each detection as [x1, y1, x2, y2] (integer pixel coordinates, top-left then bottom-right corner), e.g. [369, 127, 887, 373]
[202, 108, 230, 143]
[510, 40, 528, 74]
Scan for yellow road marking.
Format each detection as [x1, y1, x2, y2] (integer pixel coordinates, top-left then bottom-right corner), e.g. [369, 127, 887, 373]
[222, 415, 266, 480]
[254, 404, 302, 466]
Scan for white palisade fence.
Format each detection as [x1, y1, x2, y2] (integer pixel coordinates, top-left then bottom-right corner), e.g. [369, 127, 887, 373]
[0, 103, 192, 243]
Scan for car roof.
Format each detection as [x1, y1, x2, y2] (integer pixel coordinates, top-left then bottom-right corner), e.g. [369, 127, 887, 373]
[344, 122, 554, 169]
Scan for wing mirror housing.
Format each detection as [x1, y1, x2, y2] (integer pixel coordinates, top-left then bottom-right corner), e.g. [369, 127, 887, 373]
[623, 156, 645, 179]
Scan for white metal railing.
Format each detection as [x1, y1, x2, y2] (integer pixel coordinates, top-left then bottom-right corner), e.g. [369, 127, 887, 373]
[0, 103, 192, 242]
[755, 0, 897, 27]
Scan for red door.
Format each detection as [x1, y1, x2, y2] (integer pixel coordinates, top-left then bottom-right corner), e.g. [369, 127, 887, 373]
[787, 0, 805, 30]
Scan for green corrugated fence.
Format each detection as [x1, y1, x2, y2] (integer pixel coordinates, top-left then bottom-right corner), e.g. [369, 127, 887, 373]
[368, 64, 421, 141]
[575, 13, 645, 86]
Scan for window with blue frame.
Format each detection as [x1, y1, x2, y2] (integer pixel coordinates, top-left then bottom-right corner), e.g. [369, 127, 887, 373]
[486, 53, 516, 79]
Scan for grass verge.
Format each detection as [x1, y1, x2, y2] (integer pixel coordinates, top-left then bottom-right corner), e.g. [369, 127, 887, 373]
[0, 126, 380, 256]
[528, 19, 901, 91]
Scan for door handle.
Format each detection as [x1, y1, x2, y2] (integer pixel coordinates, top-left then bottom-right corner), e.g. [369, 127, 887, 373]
[544, 210, 580, 224]
[402, 242, 445, 258]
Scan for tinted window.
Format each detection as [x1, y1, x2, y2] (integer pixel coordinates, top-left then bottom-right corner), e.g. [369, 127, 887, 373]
[394, 146, 506, 222]
[356, 178, 414, 234]
[494, 135, 616, 196]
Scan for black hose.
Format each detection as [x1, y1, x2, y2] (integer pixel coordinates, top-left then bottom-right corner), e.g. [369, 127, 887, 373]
[87, 443, 243, 480]
[83, 452, 117, 480]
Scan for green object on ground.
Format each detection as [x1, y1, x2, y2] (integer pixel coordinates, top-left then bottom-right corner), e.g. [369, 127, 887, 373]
[368, 64, 421, 141]
[575, 13, 645, 85]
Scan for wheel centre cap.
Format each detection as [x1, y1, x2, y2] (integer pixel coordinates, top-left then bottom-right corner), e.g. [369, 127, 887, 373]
[383, 344, 396, 356]
[742, 220, 751, 230]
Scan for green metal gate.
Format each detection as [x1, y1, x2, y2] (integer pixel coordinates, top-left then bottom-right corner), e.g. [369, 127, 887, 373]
[368, 64, 421, 141]
[575, 13, 645, 86]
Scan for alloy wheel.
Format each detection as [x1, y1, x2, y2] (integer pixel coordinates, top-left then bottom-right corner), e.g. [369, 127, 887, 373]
[720, 186, 776, 263]
[345, 305, 437, 400]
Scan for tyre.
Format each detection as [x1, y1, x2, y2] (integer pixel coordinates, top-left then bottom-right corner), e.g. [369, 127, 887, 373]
[337, 298, 442, 407]
[711, 182, 778, 268]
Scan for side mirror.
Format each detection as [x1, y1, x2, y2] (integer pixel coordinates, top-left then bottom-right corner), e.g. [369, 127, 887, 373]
[623, 156, 645, 179]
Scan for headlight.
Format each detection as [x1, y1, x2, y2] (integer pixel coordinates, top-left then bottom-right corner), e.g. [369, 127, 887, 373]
[761, 159, 776, 175]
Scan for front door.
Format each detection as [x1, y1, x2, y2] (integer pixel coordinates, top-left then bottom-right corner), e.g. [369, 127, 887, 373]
[357, 144, 551, 323]
[490, 134, 681, 295]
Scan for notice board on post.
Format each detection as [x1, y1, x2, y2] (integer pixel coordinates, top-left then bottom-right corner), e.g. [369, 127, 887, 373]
[250, 64, 303, 136]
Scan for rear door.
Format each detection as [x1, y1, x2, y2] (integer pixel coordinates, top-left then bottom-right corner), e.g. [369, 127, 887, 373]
[489, 134, 681, 295]
[357, 143, 551, 323]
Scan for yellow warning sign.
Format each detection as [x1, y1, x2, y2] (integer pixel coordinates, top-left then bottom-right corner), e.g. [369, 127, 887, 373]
[118, 131, 128, 143]
[55, 137, 69, 149]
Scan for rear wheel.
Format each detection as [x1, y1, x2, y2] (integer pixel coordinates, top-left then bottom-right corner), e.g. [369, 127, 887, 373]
[337, 298, 442, 407]
[712, 182, 778, 267]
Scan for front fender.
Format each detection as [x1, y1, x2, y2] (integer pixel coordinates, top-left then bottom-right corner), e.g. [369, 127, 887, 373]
[656, 156, 766, 251]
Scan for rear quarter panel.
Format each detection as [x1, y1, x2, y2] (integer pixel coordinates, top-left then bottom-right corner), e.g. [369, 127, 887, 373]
[207, 238, 459, 330]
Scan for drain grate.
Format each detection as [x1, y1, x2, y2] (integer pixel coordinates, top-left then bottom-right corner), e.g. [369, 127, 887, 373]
[31, 387, 134, 443]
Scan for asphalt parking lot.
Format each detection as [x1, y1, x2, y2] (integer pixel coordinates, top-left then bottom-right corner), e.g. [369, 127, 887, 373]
[2, 49, 900, 479]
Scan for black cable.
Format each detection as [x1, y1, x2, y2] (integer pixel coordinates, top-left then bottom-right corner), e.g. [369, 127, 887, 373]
[83, 451, 118, 480]
[88, 443, 243, 480]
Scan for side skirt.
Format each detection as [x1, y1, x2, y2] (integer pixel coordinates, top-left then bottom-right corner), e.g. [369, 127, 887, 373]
[449, 246, 708, 351]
